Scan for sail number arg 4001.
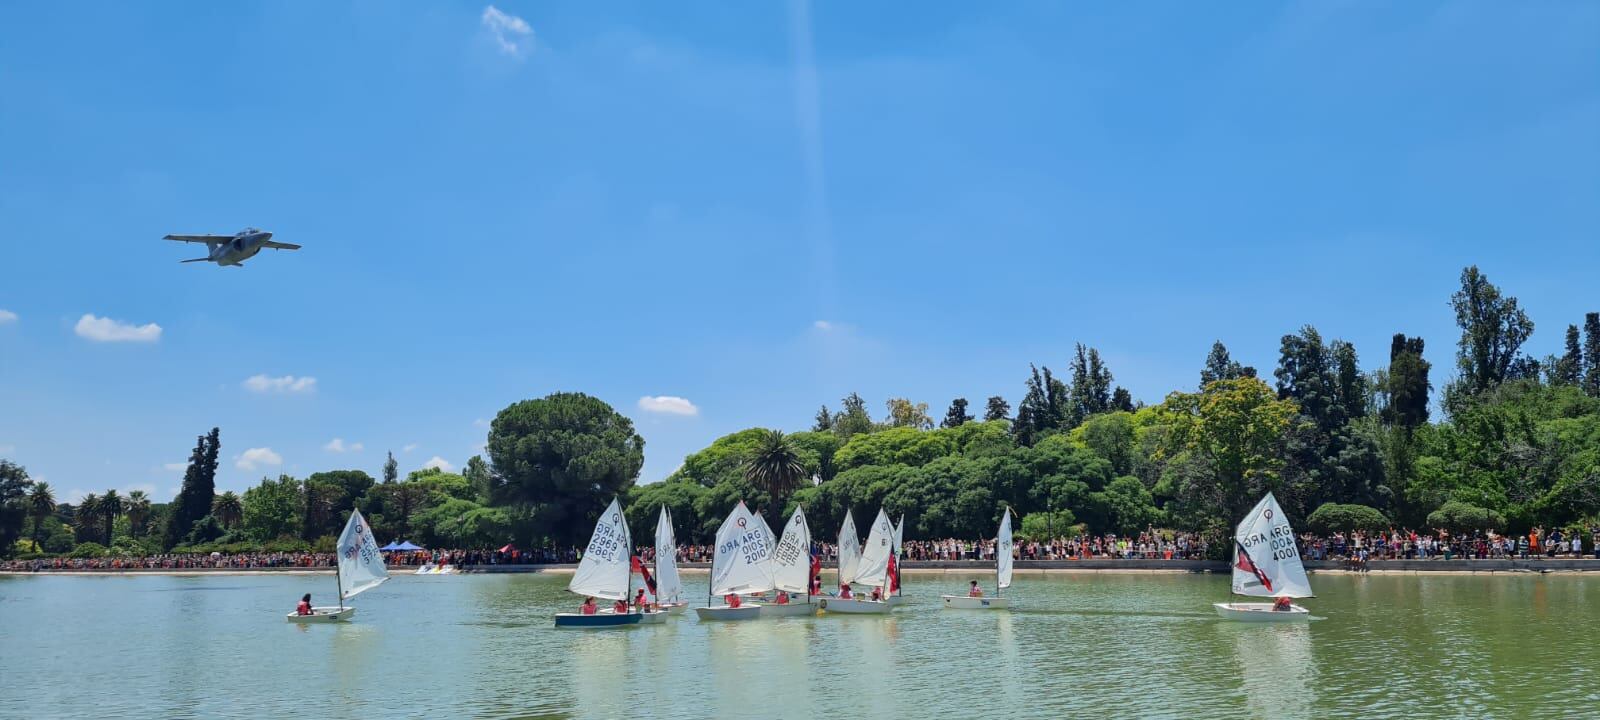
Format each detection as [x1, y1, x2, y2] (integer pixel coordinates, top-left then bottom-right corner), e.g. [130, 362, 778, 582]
[1240, 523, 1298, 561]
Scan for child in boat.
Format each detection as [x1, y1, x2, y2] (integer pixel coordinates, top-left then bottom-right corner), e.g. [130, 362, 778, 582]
[613, 598, 630, 614]
[634, 588, 649, 611]
[775, 591, 790, 605]
[870, 587, 883, 601]
[580, 597, 598, 615]
[296, 593, 313, 615]
[811, 575, 823, 595]
[1272, 596, 1292, 611]
[725, 593, 742, 608]
[838, 584, 853, 599]
[968, 581, 984, 597]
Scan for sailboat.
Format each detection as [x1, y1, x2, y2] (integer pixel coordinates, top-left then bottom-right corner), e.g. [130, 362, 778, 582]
[555, 498, 665, 628]
[653, 507, 687, 614]
[823, 508, 894, 614]
[942, 507, 1013, 609]
[695, 501, 776, 621]
[835, 508, 860, 594]
[1214, 492, 1314, 621]
[887, 514, 907, 607]
[761, 506, 818, 618]
[286, 508, 389, 623]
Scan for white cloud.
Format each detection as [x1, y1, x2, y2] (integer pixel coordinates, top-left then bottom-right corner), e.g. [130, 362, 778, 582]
[638, 395, 699, 416]
[423, 455, 456, 472]
[813, 320, 833, 331]
[162, 462, 187, 472]
[243, 374, 317, 394]
[402, 443, 418, 453]
[236, 447, 283, 471]
[481, 5, 534, 57]
[324, 438, 364, 453]
[75, 313, 161, 342]
[0, 309, 16, 324]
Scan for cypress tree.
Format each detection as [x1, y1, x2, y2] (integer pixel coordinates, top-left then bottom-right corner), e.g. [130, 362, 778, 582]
[165, 428, 220, 549]
[983, 396, 1010, 422]
[1383, 334, 1431, 431]
[940, 398, 973, 428]
[1585, 313, 1600, 397]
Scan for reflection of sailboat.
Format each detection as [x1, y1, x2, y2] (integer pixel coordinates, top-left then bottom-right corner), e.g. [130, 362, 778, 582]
[1214, 493, 1314, 621]
[556, 498, 664, 627]
[653, 507, 687, 613]
[942, 507, 1012, 610]
[1227, 622, 1315, 718]
[761, 506, 817, 617]
[696, 501, 775, 621]
[823, 509, 894, 614]
[286, 508, 388, 623]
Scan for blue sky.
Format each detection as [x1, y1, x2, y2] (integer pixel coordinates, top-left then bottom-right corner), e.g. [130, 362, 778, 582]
[1, 2, 1596, 503]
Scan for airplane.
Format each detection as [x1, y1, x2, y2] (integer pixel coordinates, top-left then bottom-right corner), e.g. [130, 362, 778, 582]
[161, 227, 300, 266]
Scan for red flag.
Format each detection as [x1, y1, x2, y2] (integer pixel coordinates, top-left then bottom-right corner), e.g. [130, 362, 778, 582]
[887, 554, 900, 593]
[1234, 542, 1273, 592]
[631, 555, 658, 599]
[808, 546, 822, 596]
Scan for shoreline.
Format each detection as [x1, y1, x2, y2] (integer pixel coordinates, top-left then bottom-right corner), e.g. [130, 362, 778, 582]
[8, 557, 1600, 577]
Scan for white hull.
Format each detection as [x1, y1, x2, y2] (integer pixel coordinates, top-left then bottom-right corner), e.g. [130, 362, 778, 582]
[638, 609, 670, 624]
[818, 597, 891, 614]
[759, 602, 818, 618]
[695, 604, 764, 621]
[659, 602, 689, 614]
[888, 595, 908, 606]
[1213, 602, 1310, 621]
[941, 595, 1009, 610]
[286, 606, 355, 623]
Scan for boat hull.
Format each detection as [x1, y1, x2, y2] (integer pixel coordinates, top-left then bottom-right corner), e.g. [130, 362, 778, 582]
[637, 610, 670, 624]
[887, 595, 908, 607]
[940, 595, 1009, 610]
[758, 602, 818, 618]
[659, 602, 689, 614]
[554, 611, 645, 628]
[695, 604, 764, 621]
[818, 598, 891, 614]
[286, 606, 355, 623]
[1213, 602, 1310, 622]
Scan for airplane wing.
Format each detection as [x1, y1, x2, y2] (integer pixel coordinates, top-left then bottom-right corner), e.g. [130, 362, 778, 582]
[163, 234, 231, 244]
[262, 241, 302, 250]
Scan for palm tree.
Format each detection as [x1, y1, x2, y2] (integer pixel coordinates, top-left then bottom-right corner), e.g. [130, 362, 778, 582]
[76, 493, 102, 544]
[743, 429, 808, 520]
[125, 490, 151, 538]
[99, 490, 124, 546]
[213, 491, 244, 530]
[28, 482, 56, 551]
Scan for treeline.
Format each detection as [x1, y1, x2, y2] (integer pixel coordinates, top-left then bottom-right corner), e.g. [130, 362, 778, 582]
[2, 266, 1597, 560]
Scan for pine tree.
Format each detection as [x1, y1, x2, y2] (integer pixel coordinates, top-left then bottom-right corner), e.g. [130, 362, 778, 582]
[1110, 386, 1134, 412]
[834, 393, 874, 438]
[1201, 341, 1249, 387]
[1382, 334, 1430, 431]
[813, 405, 834, 432]
[983, 396, 1010, 422]
[383, 451, 399, 484]
[940, 398, 973, 428]
[1331, 340, 1366, 421]
[1585, 312, 1600, 397]
[1450, 265, 1534, 396]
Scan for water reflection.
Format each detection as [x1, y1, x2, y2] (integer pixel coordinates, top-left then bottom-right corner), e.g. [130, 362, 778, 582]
[1223, 621, 1315, 718]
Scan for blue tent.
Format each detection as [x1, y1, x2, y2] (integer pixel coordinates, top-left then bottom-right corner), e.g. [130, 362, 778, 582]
[392, 540, 424, 551]
[379, 541, 404, 551]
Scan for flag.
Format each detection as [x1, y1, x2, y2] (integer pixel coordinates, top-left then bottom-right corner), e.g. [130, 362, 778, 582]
[887, 554, 900, 593]
[631, 555, 658, 599]
[1234, 542, 1273, 592]
[808, 545, 822, 596]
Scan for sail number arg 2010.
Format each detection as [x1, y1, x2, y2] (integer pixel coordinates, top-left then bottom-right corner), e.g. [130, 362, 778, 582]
[1239, 523, 1298, 561]
[720, 530, 771, 564]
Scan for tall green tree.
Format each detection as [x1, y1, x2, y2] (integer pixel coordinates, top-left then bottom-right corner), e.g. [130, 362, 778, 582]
[1382, 334, 1431, 431]
[27, 481, 55, 550]
[1332, 340, 1366, 422]
[76, 494, 101, 544]
[1111, 387, 1135, 412]
[125, 490, 151, 538]
[1275, 326, 1343, 431]
[98, 490, 123, 546]
[1162, 377, 1299, 522]
[1014, 365, 1049, 446]
[983, 396, 1010, 423]
[486, 392, 645, 544]
[1069, 344, 1114, 424]
[165, 428, 220, 549]
[884, 398, 934, 429]
[242, 475, 301, 540]
[833, 393, 875, 438]
[463, 455, 493, 503]
[941, 398, 973, 428]
[0, 460, 34, 556]
[1449, 265, 1534, 400]
[212, 491, 243, 529]
[383, 451, 399, 484]
[1585, 312, 1600, 397]
[743, 429, 808, 520]
[1549, 324, 1583, 387]
[1200, 341, 1254, 387]
[813, 405, 834, 432]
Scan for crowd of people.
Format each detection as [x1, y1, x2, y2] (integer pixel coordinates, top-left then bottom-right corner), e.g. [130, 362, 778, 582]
[5, 527, 1597, 572]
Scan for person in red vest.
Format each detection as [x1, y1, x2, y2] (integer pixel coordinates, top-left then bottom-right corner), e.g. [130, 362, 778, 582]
[580, 597, 598, 615]
[870, 586, 883, 601]
[634, 588, 650, 612]
[296, 593, 313, 616]
[725, 593, 742, 608]
[613, 598, 630, 614]
[839, 584, 854, 599]
[967, 580, 984, 597]
[775, 591, 790, 605]
[1273, 596, 1292, 611]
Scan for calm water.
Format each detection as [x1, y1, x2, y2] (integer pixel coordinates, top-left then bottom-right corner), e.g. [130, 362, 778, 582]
[1, 570, 1596, 719]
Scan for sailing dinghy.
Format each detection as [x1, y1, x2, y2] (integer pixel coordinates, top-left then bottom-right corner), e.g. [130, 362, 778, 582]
[761, 506, 817, 618]
[1213, 493, 1314, 622]
[822, 509, 894, 614]
[887, 514, 907, 607]
[286, 508, 389, 623]
[942, 507, 1013, 610]
[695, 501, 776, 621]
[653, 507, 688, 614]
[555, 498, 664, 628]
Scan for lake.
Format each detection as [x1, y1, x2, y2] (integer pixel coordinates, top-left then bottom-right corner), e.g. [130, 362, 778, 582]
[1, 571, 1594, 718]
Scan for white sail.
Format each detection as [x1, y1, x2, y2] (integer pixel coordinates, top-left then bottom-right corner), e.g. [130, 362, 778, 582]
[996, 508, 1014, 591]
[1231, 493, 1313, 599]
[853, 509, 896, 588]
[654, 507, 683, 604]
[337, 508, 390, 600]
[892, 515, 904, 557]
[837, 509, 860, 587]
[709, 502, 776, 597]
[771, 506, 812, 594]
[569, 498, 632, 601]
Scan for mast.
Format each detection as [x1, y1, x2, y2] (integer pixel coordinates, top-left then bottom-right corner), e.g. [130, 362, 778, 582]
[336, 551, 345, 610]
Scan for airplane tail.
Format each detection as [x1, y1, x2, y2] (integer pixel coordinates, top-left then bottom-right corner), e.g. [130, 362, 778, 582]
[180, 258, 211, 263]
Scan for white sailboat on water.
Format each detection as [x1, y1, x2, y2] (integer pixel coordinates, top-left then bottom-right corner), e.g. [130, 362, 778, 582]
[762, 505, 817, 618]
[695, 501, 776, 621]
[887, 514, 907, 606]
[556, 498, 665, 628]
[1214, 493, 1314, 621]
[943, 507, 1013, 609]
[824, 508, 894, 614]
[835, 508, 860, 594]
[653, 507, 687, 614]
[286, 508, 389, 623]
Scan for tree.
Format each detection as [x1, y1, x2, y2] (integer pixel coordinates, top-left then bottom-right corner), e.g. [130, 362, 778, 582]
[165, 428, 220, 549]
[1383, 334, 1431, 431]
[813, 405, 834, 432]
[1449, 265, 1534, 399]
[212, 491, 243, 529]
[0, 459, 32, 556]
[1331, 340, 1366, 422]
[1111, 387, 1135, 413]
[98, 490, 124, 546]
[1426, 500, 1505, 533]
[125, 490, 151, 538]
[884, 398, 933, 429]
[76, 494, 101, 544]
[486, 392, 645, 545]
[1275, 326, 1343, 431]
[1548, 324, 1584, 387]
[1069, 344, 1113, 424]
[242, 475, 301, 540]
[1586, 312, 1600, 397]
[743, 429, 808, 520]
[463, 455, 493, 503]
[941, 398, 973, 428]
[1162, 377, 1299, 522]
[1305, 503, 1389, 534]
[983, 396, 1010, 423]
[383, 451, 399, 484]
[27, 481, 55, 550]
[1200, 341, 1254, 387]
[1014, 365, 1051, 446]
